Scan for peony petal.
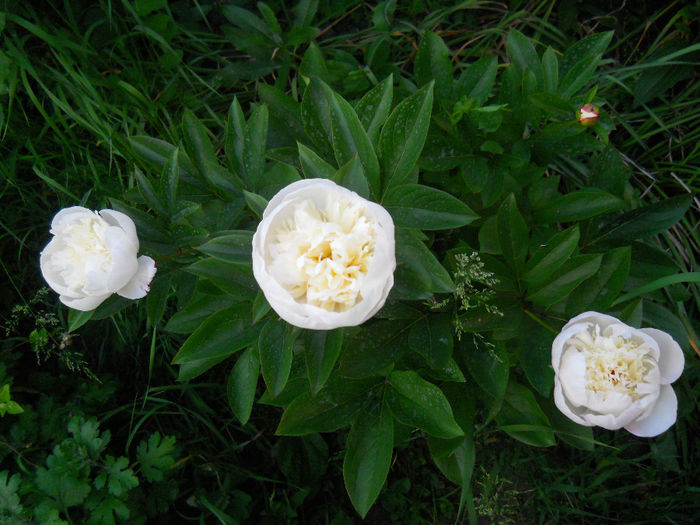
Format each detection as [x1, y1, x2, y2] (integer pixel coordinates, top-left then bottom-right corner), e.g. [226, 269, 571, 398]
[638, 327, 685, 384]
[551, 322, 590, 370]
[99, 209, 140, 250]
[553, 378, 591, 427]
[104, 226, 139, 291]
[558, 349, 588, 407]
[50, 206, 94, 233]
[117, 256, 157, 299]
[39, 239, 76, 296]
[625, 384, 678, 437]
[59, 292, 111, 311]
[561, 311, 625, 332]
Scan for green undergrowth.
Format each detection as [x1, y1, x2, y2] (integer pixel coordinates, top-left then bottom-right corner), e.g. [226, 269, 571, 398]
[1, 1, 698, 523]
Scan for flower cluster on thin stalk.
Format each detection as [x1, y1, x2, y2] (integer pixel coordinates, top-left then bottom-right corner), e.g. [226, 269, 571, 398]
[453, 251, 502, 339]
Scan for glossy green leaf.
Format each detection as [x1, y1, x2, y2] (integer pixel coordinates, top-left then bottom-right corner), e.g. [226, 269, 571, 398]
[393, 229, 454, 299]
[541, 46, 558, 92]
[497, 194, 529, 274]
[536, 188, 624, 223]
[415, 31, 453, 104]
[560, 31, 613, 87]
[299, 41, 329, 81]
[227, 347, 259, 425]
[258, 84, 307, 144]
[134, 167, 167, 216]
[197, 231, 253, 264]
[384, 184, 478, 230]
[333, 155, 369, 198]
[297, 141, 335, 179]
[258, 318, 298, 398]
[541, 398, 595, 451]
[527, 254, 602, 307]
[68, 309, 94, 332]
[570, 246, 631, 313]
[518, 316, 555, 397]
[242, 104, 268, 190]
[507, 29, 542, 88]
[344, 401, 393, 518]
[145, 273, 171, 327]
[523, 225, 580, 288]
[408, 314, 453, 369]
[305, 329, 343, 394]
[129, 136, 195, 178]
[378, 82, 434, 189]
[301, 78, 334, 159]
[186, 257, 257, 299]
[455, 56, 498, 104]
[590, 194, 692, 247]
[387, 370, 463, 439]
[172, 305, 258, 381]
[276, 377, 379, 435]
[329, 91, 381, 198]
[243, 190, 268, 219]
[339, 320, 413, 378]
[164, 284, 240, 334]
[496, 382, 555, 447]
[459, 337, 509, 400]
[355, 74, 393, 145]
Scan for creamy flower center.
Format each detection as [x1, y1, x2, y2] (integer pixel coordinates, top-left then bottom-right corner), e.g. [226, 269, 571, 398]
[568, 324, 654, 400]
[267, 195, 376, 312]
[51, 216, 112, 287]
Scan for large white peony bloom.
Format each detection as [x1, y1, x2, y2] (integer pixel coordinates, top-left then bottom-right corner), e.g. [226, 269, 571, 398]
[40, 206, 157, 311]
[552, 311, 685, 437]
[252, 178, 395, 330]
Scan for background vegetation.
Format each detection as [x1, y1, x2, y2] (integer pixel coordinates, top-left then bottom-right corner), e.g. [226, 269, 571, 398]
[1, 0, 698, 523]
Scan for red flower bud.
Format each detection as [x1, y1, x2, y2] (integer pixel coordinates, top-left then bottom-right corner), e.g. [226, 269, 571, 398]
[576, 103, 599, 126]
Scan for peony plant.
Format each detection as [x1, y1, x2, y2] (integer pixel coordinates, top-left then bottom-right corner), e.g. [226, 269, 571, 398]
[252, 178, 395, 330]
[552, 312, 685, 437]
[40, 207, 156, 311]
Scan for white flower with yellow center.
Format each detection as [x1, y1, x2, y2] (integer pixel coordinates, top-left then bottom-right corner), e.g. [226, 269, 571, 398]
[552, 311, 685, 437]
[252, 179, 395, 330]
[40, 207, 157, 311]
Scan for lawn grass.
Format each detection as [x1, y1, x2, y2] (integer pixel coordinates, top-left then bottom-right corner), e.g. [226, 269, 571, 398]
[1, 1, 698, 523]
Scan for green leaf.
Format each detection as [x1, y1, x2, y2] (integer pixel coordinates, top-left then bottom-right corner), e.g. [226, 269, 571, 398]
[393, 229, 454, 299]
[496, 382, 555, 447]
[186, 258, 257, 299]
[258, 318, 298, 398]
[68, 309, 94, 332]
[339, 320, 413, 378]
[243, 190, 269, 219]
[378, 82, 434, 189]
[590, 194, 692, 247]
[197, 231, 254, 264]
[541, 399, 595, 451]
[386, 370, 463, 439]
[507, 29, 542, 88]
[301, 78, 334, 160]
[541, 46, 559, 92]
[523, 225, 580, 289]
[459, 337, 509, 400]
[134, 167, 167, 216]
[497, 194, 529, 274]
[527, 254, 602, 308]
[384, 184, 478, 230]
[518, 316, 555, 397]
[344, 401, 393, 518]
[559, 32, 613, 97]
[146, 273, 171, 327]
[570, 246, 631, 313]
[408, 314, 453, 369]
[136, 432, 177, 482]
[333, 154, 369, 198]
[536, 188, 625, 222]
[354, 74, 393, 145]
[129, 136, 195, 179]
[299, 41, 329, 81]
[172, 305, 257, 380]
[97, 456, 138, 497]
[227, 347, 260, 425]
[276, 377, 379, 435]
[305, 329, 343, 395]
[415, 31, 453, 105]
[225, 97, 246, 177]
[0, 471, 22, 515]
[298, 141, 335, 179]
[242, 104, 269, 190]
[329, 91, 381, 198]
[455, 56, 498, 104]
[164, 283, 240, 334]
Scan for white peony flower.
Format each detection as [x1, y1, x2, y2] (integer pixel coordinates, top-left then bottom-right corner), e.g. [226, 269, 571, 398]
[552, 311, 685, 437]
[40, 206, 157, 311]
[252, 179, 395, 330]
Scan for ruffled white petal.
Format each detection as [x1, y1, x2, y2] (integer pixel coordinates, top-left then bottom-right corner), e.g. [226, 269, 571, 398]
[638, 327, 685, 384]
[59, 292, 111, 311]
[625, 384, 678, 437]
[117, 256, 157, 299]
[99, 209, 139, 250]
